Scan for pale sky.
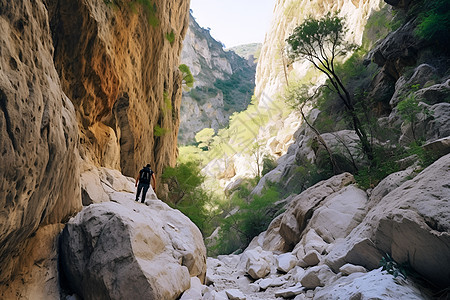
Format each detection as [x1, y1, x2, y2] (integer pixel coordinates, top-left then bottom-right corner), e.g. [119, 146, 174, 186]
[189, 0, 275, 48]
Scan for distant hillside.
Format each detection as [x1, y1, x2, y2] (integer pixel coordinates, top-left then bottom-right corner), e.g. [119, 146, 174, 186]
[227, 43, 262, 64]
[179, 14, 256, 145]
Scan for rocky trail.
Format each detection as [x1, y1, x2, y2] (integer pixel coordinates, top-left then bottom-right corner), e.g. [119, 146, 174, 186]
[71, 154, 450, 300]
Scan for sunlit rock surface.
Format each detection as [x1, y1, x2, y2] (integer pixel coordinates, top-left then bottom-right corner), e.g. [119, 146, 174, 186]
[326, 153, 450, 288]
[0, 0, 190, 296]
[48, 0, 190, 178]
[0, 0, 81, 285]
[60, 190, 206, 299]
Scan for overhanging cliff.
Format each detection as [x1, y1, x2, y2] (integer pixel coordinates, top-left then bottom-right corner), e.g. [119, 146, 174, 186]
[0, 0, 190, 292]
[48, 0, 190, 178]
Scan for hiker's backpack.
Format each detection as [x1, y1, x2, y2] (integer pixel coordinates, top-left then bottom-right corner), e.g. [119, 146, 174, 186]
[140, 168, 153, 184]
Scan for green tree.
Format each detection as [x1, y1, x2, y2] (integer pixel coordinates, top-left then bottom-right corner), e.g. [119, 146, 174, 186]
[179, 64, 194, 89]
[397, 92, 422, 142]
[161, 161, 203, 205]
[415, 0, 450, 48]
[286, 13, 374, 161]
[212, 185, 281, 255]
[161, 161, 216, 234]
[250, 141, 265, 178]
[195, 128, 215, 150]
[284, 83, 340, 174]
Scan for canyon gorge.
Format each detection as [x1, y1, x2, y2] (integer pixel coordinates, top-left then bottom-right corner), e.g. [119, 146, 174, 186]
[0, 0, 449, 299]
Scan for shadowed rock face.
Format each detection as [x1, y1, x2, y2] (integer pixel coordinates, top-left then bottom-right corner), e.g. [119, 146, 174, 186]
[0, 0, 81, 284]
[47, 0, 190, 179]
[0, 0, 189, 291]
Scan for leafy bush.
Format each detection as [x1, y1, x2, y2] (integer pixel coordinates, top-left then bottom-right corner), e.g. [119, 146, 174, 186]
[380, 253, 408, 279]
[397, 85, 430, 142]
[179, 64, 194, 88]
[415, 0, 450, 48]
[211, 184, 282, 255]
[355, 140, 439, 190]
[288, 158, 333, 195]
[161, 161, 218, 235]
[262, 156, 278, 176]
[355, 146, 401, 189]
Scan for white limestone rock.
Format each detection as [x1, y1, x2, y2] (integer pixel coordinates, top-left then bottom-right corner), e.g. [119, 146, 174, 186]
[274, 284, 304, 298]
[180, 277, 204, 300]
[293, 229, 328, 260]
[279, 173, 355, 248]
[239, 247, 274, 280]
[314, 268, 425, 300]
[80, 167, 110, 205]
[288, 266, 306, 283]
[306, 185, 368, 244]
[276, 253, 297, 273]
[339, 264, 367, 276]
[300, 265, 336, 289]
[258, 277, 287, 290]
[325, 154, 450, 288]
[369, 168, 415, 205]
[225, 289, 246, 300]
[60, 194, 206, 300]
[301, 250, 321, 267]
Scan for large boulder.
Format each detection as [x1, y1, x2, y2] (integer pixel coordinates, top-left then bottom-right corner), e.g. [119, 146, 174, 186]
[239, 247, 274, 280]
[325, 154, 450, 288]
[389, 64, 438, 106]
[276, 253, 297, 273]
[425, 103, 450, 142]
[415, 78, 450, 105]
[319, 130, 367, 172]
[60, 195, 206, 300]
[306, 185, 368, 244]
[371, 20, 421, 81]
[278, 173, 355, 249]
[314, 268, 425, 300]
[300, 265, 336, 289]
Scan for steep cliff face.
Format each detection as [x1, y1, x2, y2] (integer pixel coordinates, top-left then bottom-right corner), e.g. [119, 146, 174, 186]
[0, 0, 190, 294]
[179, 15, 255, 144]
[48, 0, 190, 178]
[0, 0, 81, 285]
[255, 0, 384, 105]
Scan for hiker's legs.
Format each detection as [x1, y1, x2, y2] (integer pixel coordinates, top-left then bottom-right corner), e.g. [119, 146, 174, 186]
[141, 184, 150, 203]
[135, 183, 144, 201]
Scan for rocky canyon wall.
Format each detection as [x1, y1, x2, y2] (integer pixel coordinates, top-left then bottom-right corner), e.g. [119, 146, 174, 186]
[0, 0, 81, 285]
[255, 0, 384, 106]
[0, 0, 190, 293]
[48, 0, 190, 179]
[179, 14, 255, 144]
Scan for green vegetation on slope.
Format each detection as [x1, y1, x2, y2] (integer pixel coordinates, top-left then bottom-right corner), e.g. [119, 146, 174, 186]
[227, 43, 262, 61]
[170, 1, 447, 257]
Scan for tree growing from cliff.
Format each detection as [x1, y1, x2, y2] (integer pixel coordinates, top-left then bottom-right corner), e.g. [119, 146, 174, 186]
[286, 13, 374, 161]
[285, 83, 340, 174]
[179, 64, 194, 89]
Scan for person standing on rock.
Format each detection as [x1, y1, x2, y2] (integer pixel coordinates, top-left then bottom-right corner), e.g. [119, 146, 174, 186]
[135, 164, 156, 203]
